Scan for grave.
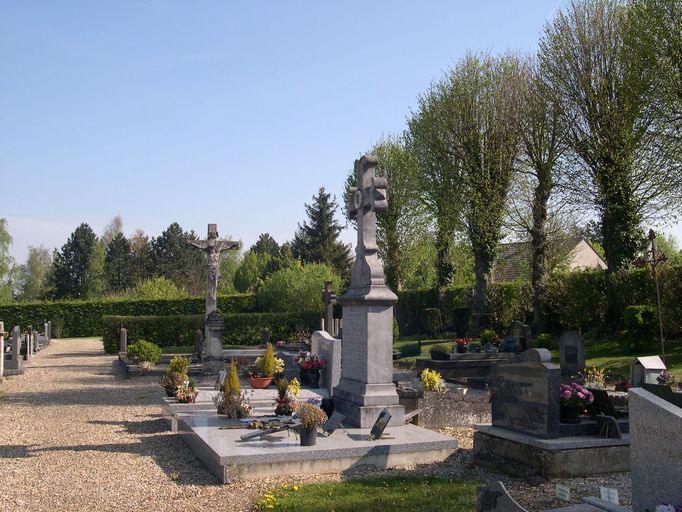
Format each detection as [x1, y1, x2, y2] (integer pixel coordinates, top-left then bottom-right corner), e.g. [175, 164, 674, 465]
[559, 331, 585, 377]
[310, 330, 341, 393]
[629, 356, 666, 387]
[4, 326, 23, 374]
[474, 349, 630, 478]
[169, 155, 457, 482]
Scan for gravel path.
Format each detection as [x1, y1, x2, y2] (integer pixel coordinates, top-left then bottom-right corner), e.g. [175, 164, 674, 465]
[0, 338, 631, 511]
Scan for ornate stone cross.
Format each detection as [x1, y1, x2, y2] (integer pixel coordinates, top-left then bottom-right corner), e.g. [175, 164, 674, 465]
[187, 224, 239, 319]
[322, 280, 336, 335]
[344, 155, 394, 300]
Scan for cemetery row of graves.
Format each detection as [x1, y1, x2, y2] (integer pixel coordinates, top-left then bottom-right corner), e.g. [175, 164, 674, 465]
[2, 160, 681, 512]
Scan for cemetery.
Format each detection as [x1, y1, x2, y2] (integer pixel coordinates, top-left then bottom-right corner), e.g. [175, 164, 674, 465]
[1, 1, 681, 511]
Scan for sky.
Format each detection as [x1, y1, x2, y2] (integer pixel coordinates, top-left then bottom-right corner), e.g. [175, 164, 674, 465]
[3, 0, 677, 264]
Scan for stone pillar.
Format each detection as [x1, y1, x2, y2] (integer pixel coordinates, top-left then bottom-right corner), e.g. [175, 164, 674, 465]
[24, 334, 31, 361]
[47, 320, 52, 341]
[11, 327, 20, 359]
[119, 328, 127, 353]
[0, 332, 4, 379]
[44, 321, 49, 343]
[204, 312, 224, 361]
[311, 330, 341, 394]
[193, 329, 203, 360]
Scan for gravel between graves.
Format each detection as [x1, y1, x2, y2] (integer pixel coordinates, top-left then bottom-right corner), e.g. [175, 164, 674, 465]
[0, 339, 631, 511]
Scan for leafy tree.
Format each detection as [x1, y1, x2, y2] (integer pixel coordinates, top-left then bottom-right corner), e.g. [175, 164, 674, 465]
[344, 136, 425, 291]
[217, 249, 240, 294]
[540, 0, 682, 324]
[150, 223, 204, 295]
[104, 232, 133, 293]
[233, 250, 270, 293]
[15, 245, 52, 301]
[0, 218, 14, 303]
[85, 215, 123, 297]
[291, 187, 350, 277]
[130, 276, 186, 299]
[441, 52, 524, 319]
[406, 80, 465, 290]
[129, 229, 152, 285]
[52, 223, 97, 298]
[257, 263, 341, 313]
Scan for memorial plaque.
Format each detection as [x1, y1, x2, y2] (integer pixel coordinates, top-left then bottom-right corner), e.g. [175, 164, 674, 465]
[564, 346, 578, 365]
[368, 408, 391, 441]
[556, 484, 571, 502]
[321, 411, 345, 436]
[599, 487, 619, 505]
[559, 331, 584, 377]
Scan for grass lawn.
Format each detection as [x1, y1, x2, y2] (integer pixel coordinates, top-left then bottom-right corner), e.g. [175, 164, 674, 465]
[253, 477, 478, 512]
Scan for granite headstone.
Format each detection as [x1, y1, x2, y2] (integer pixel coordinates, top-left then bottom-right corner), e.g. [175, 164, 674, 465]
[559, 330, 584, 377]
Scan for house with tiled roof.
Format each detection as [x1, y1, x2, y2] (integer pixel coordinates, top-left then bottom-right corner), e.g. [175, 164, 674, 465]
[492, 239, 606, 282]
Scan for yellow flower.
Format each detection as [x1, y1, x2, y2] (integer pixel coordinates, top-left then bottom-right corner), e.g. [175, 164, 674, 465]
[292, 485, 300, 491]
[281, 484, 288, 489]
[266, 506, 274, 509]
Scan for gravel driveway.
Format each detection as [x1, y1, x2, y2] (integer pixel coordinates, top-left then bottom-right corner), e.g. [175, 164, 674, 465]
[0, 338, 631, 512]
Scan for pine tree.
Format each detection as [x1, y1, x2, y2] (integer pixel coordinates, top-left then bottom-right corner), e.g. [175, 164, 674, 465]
[150, 223, 203, 294]
[291, 187, 350, 277]
[52, 223, 97, 298]
[104, 232, 133, 293]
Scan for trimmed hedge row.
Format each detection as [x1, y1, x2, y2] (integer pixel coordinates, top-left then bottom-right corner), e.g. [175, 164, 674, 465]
[102, 311, 321, 353]
[0, 294, 256, 338]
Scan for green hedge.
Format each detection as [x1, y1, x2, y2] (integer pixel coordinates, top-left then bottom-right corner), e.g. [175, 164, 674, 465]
[102, 310, 321, 353]
[0, 294, 255, 338]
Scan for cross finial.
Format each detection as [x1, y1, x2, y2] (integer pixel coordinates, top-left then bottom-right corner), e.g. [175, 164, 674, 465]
[348, 155, 387, 220]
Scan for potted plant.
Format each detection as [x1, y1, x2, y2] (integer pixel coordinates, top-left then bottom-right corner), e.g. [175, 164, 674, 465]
[295, 351, 326, 387]
[429, 343, 452, 360]
[274, 378, 298, 416]
[657, 370, 675, 386]
[420, 368, 445, 393]
[159, 370, 185, 397]
[215, 359, 253, 418]
[296, 403, 327, 446]
[455, 337, 471, 353]
[469, 338, 482, 353]
[248, 343, 282, 388]
[559, 382, 594, 423]
[174, 380, 197, 403]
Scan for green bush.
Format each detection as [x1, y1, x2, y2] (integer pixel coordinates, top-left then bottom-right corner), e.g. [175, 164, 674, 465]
[395, 289, 439, 335]
[131, 277, 186, 299]
[0, 294, 255, 338]
[535, 333, 552, 349]
[169, 355, 190, 374]
[424, 308, 442, 338]
[480, 329, 497, 345]
[257, 263, 341, 313]
[393, 317, 400, 340]
[127, 340, 162, 364]
[102, 310, 321, 353]
[429, 343, 451, 357]
[623, 305, 657, 352]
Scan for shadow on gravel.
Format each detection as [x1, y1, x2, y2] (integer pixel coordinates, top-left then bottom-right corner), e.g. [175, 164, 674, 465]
[4, 387, 163, 406]
[30, 431, 219, 486]
[45, 352, 110, 359]
[89, 418, 168, 435]
[0, 444, 34, 458]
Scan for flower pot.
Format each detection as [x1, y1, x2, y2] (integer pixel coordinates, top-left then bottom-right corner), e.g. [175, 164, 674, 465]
[560, 404, 582, 423]
[469, 343, 481, 353]
[299, 369, 309, 386]
[299, 426, 317, 446]
[248, 376, 273, 389]
[165, 387, 176, 397]
[456, 345, 468, 353]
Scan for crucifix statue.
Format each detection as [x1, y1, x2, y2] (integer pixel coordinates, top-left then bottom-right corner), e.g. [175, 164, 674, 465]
[187, 224, 240, 319]
[322, 280, 337, 335]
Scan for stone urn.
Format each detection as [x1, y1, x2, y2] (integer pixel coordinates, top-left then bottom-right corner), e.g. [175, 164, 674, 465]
[248, 376, 272, 389]
[299, 426, 317, 446]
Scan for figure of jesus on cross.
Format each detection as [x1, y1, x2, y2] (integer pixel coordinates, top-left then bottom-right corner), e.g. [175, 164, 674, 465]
[187, 224, 240, 319]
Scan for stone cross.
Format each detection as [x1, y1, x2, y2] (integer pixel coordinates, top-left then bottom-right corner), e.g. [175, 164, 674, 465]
[322, 281, 336, 336]
[187, 224, 240, 319]
[119, 327, 127, 353]
[345, 155, 393, 299]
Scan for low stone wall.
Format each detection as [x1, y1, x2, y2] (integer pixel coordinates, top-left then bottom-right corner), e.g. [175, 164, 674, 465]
[400, 387, 491, 428]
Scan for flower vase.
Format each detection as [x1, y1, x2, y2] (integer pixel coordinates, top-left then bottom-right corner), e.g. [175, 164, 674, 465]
[456, 345, 467, 353]
[299, 426, 317, 446]
[307, 369, 320, 388]
[560, 404, 582, 424]
[299, 369, 309, 386]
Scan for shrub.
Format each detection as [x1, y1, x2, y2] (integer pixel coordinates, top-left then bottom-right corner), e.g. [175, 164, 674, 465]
[420, 368, 445, 392]
[131, 277, 186, 299]
[429, 343, 451, 358]
[535, 333, 552, 349]
[225, 359, 241, 396]
[480, 329, 497, 345]
[395, 289, 439, 335]
[623, 305, 657, 352]
[400, 341, 421, 358]
[169, 355, 190, 375]
[259, 343, 277, 377]
[257, 263, 341, 313]
[393, 317, 400, 340]
[296, 403, 327, 428]
[127, 340, 161, 365]
[424, 308, 442, 338]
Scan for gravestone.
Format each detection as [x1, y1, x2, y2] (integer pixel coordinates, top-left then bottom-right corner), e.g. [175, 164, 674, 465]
[193, 329, 203, 360]
[629, 387, 682, 511]
[559, 331, 585, 377]
[332, 155, 405, 427]
[0, 331, 4, 379]
[119, 328, 127, 353]
[630, 356, 667, 387]
[311, 330, 341, 393]
[47, 320, 52, 341]
[322, 281, 337, 336]
[508, 321, 531, 352]
[490, 348, 560, 439]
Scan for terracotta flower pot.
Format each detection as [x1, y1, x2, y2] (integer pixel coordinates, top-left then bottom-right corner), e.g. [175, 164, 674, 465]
[248, 376, 273, 389]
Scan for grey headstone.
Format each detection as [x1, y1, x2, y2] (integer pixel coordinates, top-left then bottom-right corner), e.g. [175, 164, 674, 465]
[490, 348, 560, 439]
[119, 328, 127, 353]
[311, 330, 341, 393]
[559, 331, 584, 377]
[630, 387, 682, 512]
[215, 371, 226, 389]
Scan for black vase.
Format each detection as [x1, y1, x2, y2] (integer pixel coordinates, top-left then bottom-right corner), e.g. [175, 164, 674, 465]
[299, 369, 309, 386]
[299, 426, 317, 446]
[307, 369, 320, 388]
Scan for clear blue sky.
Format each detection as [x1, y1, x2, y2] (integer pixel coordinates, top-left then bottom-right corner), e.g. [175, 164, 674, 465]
[11, 0, 664, 264]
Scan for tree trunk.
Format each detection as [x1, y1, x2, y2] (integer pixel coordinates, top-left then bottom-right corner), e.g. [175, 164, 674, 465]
[472, 249, 488, 329]
[530, 178, 550, 334]
[435, 222, 453, 291]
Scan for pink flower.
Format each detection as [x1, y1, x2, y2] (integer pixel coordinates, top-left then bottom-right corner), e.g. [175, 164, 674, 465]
[562, 389, 572, 399]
